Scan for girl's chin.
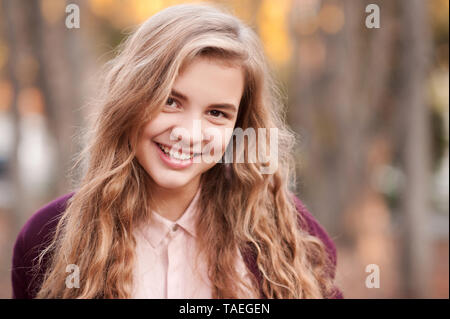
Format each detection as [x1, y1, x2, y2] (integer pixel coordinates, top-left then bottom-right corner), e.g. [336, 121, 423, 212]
[153, 180, 190, 190]
[148, 170, 198, 190]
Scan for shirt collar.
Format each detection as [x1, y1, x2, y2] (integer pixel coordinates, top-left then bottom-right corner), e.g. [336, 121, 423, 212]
[138, 186, 201, 248]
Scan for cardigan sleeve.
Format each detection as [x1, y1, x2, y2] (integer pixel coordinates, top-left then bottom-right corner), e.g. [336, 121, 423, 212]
[11, 226, 28, 298]
[11, 192, 75, 299]
[292, 195, 344, 299]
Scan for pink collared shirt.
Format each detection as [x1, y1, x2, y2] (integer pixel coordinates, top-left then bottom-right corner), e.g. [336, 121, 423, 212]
[131, 187, 256, 298]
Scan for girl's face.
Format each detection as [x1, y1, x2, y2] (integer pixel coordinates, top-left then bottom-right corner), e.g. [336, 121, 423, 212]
[136, 57, 244, 190]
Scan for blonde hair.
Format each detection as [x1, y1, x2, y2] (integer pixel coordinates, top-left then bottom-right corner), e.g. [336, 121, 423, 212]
[35, 3, 336, 298]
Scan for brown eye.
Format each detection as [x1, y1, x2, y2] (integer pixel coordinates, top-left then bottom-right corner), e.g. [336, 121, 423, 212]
[165, 97, 178, 108]
[208, 110, 227, 118]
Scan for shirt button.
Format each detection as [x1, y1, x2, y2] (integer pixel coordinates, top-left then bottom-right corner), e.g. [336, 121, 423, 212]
[172, 224, 179, 232]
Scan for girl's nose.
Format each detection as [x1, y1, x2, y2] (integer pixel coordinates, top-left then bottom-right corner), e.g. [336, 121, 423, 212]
[170, 118, 206, 149]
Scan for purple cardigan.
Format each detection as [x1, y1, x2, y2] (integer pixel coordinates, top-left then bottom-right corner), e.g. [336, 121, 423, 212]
[11, 192, 343, 299]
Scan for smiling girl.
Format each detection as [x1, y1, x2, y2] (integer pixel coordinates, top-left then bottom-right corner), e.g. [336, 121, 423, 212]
[12, 4, 342, 299]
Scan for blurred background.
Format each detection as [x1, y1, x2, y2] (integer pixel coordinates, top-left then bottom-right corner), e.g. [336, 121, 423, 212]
[0, 0, 448, 298]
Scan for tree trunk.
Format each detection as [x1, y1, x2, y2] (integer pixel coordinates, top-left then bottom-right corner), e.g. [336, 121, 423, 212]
[398, 0, 432, 299]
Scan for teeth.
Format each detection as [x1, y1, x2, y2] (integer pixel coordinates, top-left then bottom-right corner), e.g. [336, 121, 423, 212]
[157, 143, 194, 161]
[170, 150, 191, 160]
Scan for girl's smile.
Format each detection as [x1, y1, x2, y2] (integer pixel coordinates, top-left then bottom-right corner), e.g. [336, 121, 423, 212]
[153, 141, 199, 169]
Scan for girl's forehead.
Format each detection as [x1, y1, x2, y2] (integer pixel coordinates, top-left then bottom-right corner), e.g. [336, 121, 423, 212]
[174, 58, 244, 95]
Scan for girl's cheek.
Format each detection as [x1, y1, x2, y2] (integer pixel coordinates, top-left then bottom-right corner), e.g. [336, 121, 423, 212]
[142, 117, 170, 138]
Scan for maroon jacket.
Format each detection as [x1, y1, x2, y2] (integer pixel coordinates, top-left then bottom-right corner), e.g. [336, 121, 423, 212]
[11, 192, 343, 299]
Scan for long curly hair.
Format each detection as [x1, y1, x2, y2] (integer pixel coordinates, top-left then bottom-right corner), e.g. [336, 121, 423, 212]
[35, 3, 337, 299]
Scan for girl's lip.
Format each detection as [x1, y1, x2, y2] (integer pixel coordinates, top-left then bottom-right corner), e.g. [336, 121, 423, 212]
[153, 141, 194, 169]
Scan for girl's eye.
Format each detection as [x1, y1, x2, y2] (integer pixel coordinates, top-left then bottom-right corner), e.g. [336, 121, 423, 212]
[164, 99, 227, 119]
[208, 110, 227, 118]
[165, 97, 179, 109]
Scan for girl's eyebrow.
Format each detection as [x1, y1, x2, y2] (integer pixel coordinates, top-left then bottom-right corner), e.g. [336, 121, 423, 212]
[171, 88, 238, 113]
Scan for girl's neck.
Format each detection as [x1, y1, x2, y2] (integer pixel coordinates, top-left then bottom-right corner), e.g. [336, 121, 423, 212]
[150, 175, 201, 222]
